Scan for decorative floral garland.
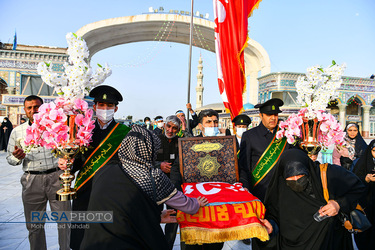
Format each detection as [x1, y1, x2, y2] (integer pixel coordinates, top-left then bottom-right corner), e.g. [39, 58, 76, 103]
[295, 61, 346, 119]
[277, 61, 346, 149]
[37, 33, 111, 99]
[276, 108, 345, 147]
[25, 32, 111, 151]
[25, 98, 95, 149]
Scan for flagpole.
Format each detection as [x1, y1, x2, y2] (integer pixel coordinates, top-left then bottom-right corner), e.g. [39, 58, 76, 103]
[186, 0, 194, 133]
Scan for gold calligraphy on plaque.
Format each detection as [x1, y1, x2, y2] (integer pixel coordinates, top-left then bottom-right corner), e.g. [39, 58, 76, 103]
[197, 154, 221, 179]
[191, 142, 224, 153]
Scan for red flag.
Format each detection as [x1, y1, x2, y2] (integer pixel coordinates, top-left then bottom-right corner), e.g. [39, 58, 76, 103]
[214, 0, 261, 119]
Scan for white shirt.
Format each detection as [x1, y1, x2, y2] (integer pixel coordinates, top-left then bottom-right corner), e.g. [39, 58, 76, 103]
[6, 122, 58, 172]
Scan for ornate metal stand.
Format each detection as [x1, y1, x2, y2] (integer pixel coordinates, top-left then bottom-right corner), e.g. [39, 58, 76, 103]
[55, 146, 79, 201]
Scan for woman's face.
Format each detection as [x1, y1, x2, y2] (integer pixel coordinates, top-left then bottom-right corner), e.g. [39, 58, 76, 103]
[371, 147, 375, 159]
[347, 126, 358, 139]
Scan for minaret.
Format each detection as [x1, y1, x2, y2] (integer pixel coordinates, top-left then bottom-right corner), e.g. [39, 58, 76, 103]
[195, 55, 204, 108]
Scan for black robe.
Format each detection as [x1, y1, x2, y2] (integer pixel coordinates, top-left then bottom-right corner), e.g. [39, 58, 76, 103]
[353, 139, 375, 249]
[80, 163, 168, 250]
[0, 119, 13, 150]
[263, 149, 365, 250]
[70, 120, 125, 250]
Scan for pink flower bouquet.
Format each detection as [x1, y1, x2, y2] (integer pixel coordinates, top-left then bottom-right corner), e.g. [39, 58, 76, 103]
[24, 97, 95, 150]
[276, 108, 345, 148]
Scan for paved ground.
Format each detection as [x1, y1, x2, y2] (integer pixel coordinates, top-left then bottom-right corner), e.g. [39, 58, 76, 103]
[0, 151, 250, 250]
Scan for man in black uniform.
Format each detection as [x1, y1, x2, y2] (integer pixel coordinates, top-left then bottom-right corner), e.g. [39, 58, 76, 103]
[59, 85, 130, 250]
[239, 98, 286, 202]
[155, 115, 181, 249]
[230, 114, 252, 151]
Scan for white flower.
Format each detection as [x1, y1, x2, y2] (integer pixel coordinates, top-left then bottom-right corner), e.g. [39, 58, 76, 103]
[296, 61, 346, 119]
[37, 32, 112, 99]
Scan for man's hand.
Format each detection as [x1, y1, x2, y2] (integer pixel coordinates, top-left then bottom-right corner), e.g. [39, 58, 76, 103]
[161, 209, 177, 223]
[13, 146, 26, 160]
[365, 173, 375, 183]
[197, 196, 208, 207]
[186, 103, 194, 114]
[260, 218, 273, 234]
[58, 158, 74, 170]
[160, 162, 172, 174]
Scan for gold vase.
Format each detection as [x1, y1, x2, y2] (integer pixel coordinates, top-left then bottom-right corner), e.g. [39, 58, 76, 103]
[299, 117, 322, 155]
[55, 146, 79, 201]
[55, 115, 79, 201]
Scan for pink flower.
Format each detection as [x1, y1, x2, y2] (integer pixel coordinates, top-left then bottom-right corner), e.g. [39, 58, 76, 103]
[276, 130, 285, 139]
[25, 97, 95, 151]
[85, 109, 93, 119]
[52, 123, 69, 134]
[49, 108, 67, 123]
[279, 121, 288, 129]
[298, 108, 308, 116]
[54, 97, 68, 108]
[56, 133, 69, 144]
[74, 98, 88, 111]
[320, 121, 332, 133]
[75, 114, 85, 126]
[39, 102, 56, 114]
[285, 133, 295, 144]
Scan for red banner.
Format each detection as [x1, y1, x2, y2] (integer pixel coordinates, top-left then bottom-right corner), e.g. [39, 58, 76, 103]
[213, 0, 262, 119]
[177, 182, 269, 245]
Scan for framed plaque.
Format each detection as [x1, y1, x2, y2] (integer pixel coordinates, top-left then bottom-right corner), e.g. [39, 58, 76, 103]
[178, 136, 239, 183]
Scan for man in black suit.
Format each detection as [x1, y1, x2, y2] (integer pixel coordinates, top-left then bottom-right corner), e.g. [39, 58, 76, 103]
[230, 114, 252, 152]
[239, 98, 286, 202]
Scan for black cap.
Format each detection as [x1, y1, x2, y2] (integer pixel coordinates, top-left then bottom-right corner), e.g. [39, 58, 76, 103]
[232, 114, 251, 126]
[89, 85, 123, 105]
[254, 98, 284, 114]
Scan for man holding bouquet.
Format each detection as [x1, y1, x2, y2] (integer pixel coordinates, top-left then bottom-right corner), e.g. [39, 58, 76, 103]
[58, 85, 130, 250]
[7, 95, 71, 250]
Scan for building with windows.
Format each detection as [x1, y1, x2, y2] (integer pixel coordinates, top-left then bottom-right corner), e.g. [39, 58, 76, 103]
[0, 42, 67, 124]
[218, 72, 375, 138]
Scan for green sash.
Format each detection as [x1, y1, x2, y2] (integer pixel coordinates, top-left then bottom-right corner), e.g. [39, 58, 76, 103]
[250, 130, 287, 188]
[74, 123, 130, 191]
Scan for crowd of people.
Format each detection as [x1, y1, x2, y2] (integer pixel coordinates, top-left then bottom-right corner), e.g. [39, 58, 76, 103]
[5, 86, 375, 250]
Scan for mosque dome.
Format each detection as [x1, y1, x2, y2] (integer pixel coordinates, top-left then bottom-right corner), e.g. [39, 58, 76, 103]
[243, 103, 255, 110]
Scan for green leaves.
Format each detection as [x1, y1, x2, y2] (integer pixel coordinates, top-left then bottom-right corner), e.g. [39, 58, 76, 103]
[97, 63, 102, 68]
[45, 62, 50, 67]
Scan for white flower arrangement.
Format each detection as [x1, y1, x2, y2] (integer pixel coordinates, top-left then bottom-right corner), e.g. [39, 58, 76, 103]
[37, 32, 112, 100]
[277, 61, 347, 149]
[295, 60, 346, 119]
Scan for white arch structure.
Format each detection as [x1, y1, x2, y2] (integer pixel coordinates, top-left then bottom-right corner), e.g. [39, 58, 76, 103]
[76, 13, 271, 105]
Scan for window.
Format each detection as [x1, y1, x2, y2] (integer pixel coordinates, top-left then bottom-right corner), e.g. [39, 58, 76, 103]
[21, 75, 55, 96]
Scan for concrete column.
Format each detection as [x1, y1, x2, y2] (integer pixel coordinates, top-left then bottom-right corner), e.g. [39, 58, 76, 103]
[362, 105, 372, 138]
[248, 71, 259, 105]
[337, 103, 347, 128]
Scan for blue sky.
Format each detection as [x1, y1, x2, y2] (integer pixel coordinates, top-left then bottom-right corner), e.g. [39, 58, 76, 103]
[1, 0, 375, 121]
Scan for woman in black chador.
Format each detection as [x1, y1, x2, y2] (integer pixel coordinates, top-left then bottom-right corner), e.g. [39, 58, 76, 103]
[333, 123, 367, 171]
[263, 149, 365, 250]
[0, 117, 13, 151]
[353, 139, 375, 249]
